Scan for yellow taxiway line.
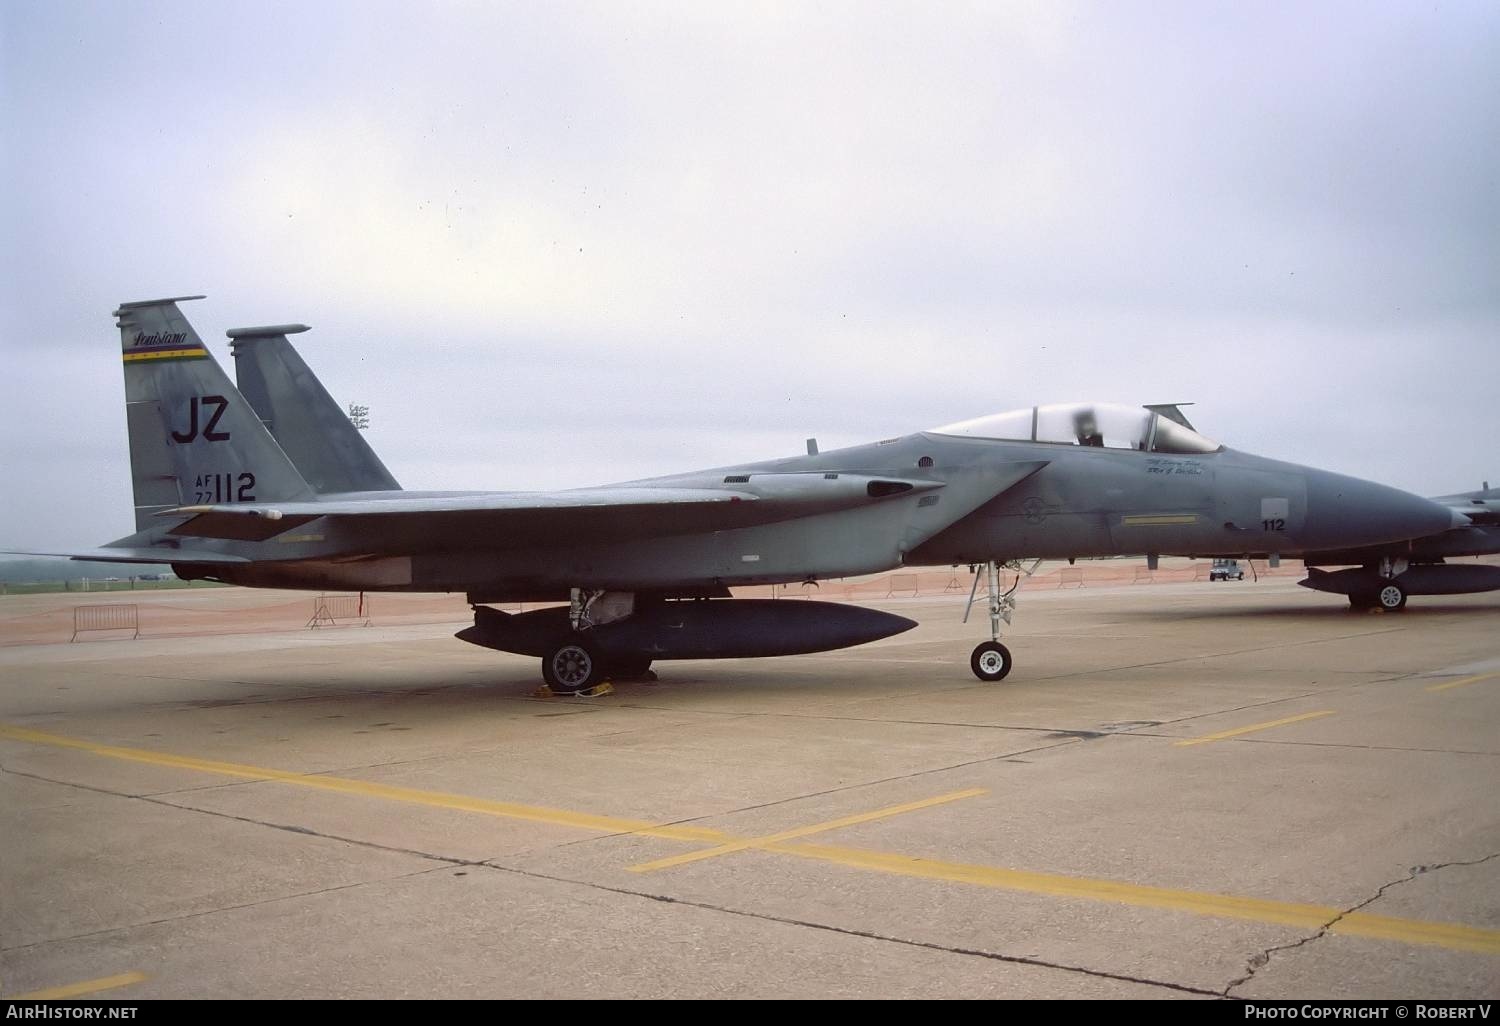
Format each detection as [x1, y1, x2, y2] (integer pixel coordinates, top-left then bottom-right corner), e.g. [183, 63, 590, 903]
[13, 972, 148, 1000]
[6, 724, 1499, 956]
[0, 724, 725, 845]
[1173, 710, 1336, 747]
[1425, 670, 1500, 693]
[629, 788, 987, 873]
[762, 843, 1500, 955]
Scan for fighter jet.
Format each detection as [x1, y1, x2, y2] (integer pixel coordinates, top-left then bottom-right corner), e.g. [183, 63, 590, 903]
[1297, 483, 1500, 610]
[27, 296, 1463, 691]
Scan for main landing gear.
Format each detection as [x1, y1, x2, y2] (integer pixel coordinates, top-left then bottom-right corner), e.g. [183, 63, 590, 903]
[540, 589, 659, 694]
[1348, 557, 1409, 613]
[540, 642, 656, 693]
[1349, 581, 1407, 612]
[963, 560, 1034, 682]
[541, 636, 606, 693]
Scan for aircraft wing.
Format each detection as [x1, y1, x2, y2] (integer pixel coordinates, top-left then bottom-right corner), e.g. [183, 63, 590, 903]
[157, 475, 952, 545]
[2, 546, 250, 565]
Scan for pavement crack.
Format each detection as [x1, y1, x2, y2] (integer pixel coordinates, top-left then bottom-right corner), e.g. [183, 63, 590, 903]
[1025, 625, 1409, 683]
[1223, 850, 1500, 996]
[140, 794, 482, 868]
[1, 860, 448, 955]
[4, 761, 476, 865]
[0, 763, 481, 957]
[545, 734, 1084, 852]
[2, 764, 174, 803]
[474, 860, 1218, 997]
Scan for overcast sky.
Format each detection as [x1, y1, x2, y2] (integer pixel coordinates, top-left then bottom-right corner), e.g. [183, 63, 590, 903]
[2, 1, 1497, 549]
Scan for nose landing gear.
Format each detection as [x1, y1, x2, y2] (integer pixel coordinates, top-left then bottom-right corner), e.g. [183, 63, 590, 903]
[964, 560, 1034, 682]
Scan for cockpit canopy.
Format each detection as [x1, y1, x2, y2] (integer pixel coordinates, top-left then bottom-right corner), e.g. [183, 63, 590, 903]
[929, 403, 1222, 454]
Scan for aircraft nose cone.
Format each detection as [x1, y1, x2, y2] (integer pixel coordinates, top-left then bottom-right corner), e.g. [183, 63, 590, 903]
[1302, 471, 1456, 550]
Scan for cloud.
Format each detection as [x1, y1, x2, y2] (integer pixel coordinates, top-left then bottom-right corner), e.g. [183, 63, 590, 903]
[2, 0, 1497, 549]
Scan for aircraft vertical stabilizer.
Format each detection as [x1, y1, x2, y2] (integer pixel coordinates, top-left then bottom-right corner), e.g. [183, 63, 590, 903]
[115, 297, 313, 531]
[229, 325, 402, 494]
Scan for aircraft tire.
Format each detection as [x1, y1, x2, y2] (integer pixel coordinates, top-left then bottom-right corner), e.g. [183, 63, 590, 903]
[1376, 582, 1408, 612]
[542, 637, 605, 693]
[970, 641, 1013, 682]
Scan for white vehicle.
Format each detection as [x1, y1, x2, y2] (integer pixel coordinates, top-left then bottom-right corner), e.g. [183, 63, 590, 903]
[1209, 559, 1245, 582]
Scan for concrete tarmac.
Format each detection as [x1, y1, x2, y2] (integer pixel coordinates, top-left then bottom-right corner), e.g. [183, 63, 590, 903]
[1, 577, 1497, 999]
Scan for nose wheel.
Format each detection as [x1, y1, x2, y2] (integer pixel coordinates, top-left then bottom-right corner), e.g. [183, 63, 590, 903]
[970, 641, 1013, 682]
[964, 560, 1031, 682]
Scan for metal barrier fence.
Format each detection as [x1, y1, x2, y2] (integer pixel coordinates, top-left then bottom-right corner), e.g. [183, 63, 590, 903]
[307, 593, 371, 628]
[885, 574, 920, 597]
[1133, 566, 1156, 583]
[72, 604, 140, 642]
[1058, 567, 1084, 588]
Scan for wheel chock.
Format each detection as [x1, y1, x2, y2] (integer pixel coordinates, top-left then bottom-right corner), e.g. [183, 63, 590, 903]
[534, 681, 615, 699]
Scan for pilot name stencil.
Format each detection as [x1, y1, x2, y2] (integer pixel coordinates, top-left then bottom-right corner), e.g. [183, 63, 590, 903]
[1146, 458, 1203, 476]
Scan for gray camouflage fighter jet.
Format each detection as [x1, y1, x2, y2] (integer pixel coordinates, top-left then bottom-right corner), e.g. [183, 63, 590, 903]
[24, 297, 1465, 691]
[1298, 484, 1500, 610]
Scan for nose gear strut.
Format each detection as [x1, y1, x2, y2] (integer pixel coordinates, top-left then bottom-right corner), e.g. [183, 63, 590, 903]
[963, 559, 1037, 682]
